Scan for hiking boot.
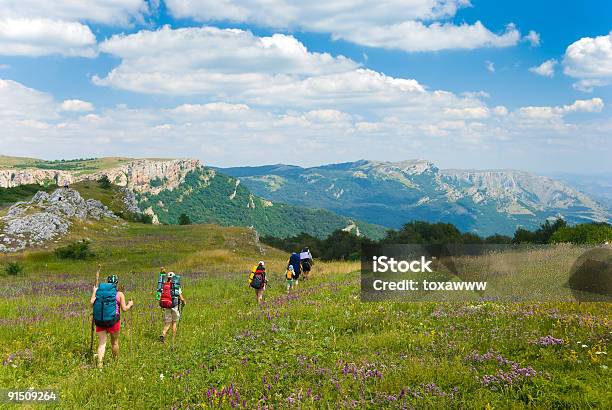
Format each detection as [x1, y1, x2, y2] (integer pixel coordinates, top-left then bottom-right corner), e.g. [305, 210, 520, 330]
[159, 335, 165, 343]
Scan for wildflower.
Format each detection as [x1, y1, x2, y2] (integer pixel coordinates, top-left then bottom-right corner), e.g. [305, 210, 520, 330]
[532, 335, 564, 346]
[160, 373, 165, 380]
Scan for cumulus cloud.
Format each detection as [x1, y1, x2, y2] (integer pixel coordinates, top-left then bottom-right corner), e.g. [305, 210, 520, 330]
[0, 78, 57, 119]
[94, 25, 490, 120]
[0, 1, 150, 57]
[0, 18, 96, 57]
[3, 76, 608, 170]
[523, 30, 540, 47]
[518, 98, 603, 119]
[0, 0, 148, 25]
[164, 0, 522, 52]
[529, 59, 557, 77]
[60, 99, 94, 112]
[563, 32, 612, 91]
[334, 21, 520, 52]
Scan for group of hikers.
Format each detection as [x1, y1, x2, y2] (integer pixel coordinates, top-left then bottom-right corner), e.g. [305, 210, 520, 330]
[89, 247, 313, 368]
[248, 247, 314, 303]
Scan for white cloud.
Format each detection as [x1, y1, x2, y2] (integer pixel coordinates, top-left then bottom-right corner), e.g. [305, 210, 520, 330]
[2, 78, 609, 171]
[563, 32, 612, 91]
[0, 78, 57, 119]
[164, 0, 522, 52]
[335, 21, 520, 52]
[529, 59, 557, 77]
[523, 30, 540, 47]
[518, 98, 603, 119]
[60, 99, 94, 112]
[444, 106, 489, 119]
[94, 26, 358, 98]
[0, 1, 150, 57]
[0, 0, 148, 25]
[493, 106, 508, 116]
[0, 18, 96, 57]
[485, 60, 495, 72]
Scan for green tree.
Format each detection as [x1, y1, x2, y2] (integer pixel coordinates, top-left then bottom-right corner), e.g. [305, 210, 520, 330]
[98, 175, 112, 189]
[178, 213, 191, 225]
[551, 222, 612, 244]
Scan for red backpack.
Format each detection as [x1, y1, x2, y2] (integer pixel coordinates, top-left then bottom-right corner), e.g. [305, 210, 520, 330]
[159, 281, 176, 308]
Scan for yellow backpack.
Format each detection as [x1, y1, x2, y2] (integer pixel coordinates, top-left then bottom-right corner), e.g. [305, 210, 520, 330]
[286, 269, 293, 280]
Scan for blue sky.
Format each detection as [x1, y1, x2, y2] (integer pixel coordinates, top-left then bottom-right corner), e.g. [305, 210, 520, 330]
[0, 0, 611, 173]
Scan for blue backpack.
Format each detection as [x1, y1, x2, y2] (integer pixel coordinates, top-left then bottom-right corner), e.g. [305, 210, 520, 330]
[93, 283, 119, 327]
[289, 253, 301, 277]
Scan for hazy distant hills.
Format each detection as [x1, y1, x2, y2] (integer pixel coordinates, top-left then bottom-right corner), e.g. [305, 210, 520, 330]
[220, 160, 611, 236]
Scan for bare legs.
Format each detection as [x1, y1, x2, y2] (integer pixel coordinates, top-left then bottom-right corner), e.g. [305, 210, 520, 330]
[162, 321, 178, 341]
[96, 331, 120, 368]
[256, 288, 264, 303]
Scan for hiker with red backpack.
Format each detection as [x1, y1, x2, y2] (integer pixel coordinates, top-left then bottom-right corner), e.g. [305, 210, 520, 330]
[90, 275, 133, 368]
[249, 261, 267, 303]
[159, 272, 186, 343]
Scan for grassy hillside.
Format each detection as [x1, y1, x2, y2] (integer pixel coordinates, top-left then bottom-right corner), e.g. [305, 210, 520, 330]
[138, 168, 387, 239]
[0, 222, 609, 408]
[0, 156, 172, 175]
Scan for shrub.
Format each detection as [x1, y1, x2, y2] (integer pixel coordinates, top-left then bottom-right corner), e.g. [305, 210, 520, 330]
[137, 213, 153, 224]
[55, 240, 95, 260]
[178, 213, 191, 225]
[5, 262, 24, 275]
[98, 175, 112, 189]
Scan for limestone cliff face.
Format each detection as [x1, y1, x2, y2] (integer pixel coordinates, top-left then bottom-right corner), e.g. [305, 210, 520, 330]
[0, 169, 74, 188]
[0, 159, 202, 194]
[85, 159, 202, 194]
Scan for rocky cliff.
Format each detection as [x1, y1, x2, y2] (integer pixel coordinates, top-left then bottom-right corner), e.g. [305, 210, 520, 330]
[0, 158, 202, 194]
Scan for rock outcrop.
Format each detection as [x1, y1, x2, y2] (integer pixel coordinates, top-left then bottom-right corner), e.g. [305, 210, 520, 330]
[0, 159, 202, 195]
[0, 188, 116, 252]
[85, 159, 201, 194]
[0, 169, 74, 188]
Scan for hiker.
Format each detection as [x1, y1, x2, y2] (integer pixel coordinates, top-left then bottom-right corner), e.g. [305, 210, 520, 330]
[159, 272, 186, 343]
[300, 247, 314, 280]
[249, 261, 267, 303]
[90, 275, 133, 368]
[288, 252, 301, 286]
[286, 264, 297, 292]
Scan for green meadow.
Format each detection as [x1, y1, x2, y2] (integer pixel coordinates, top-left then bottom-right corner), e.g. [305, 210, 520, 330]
[0, 221, 610, 408]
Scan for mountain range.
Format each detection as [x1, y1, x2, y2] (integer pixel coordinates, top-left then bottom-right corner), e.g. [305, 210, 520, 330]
[0, 156, 385, 240]
[1, 155, 609, 241]
[219, 159, 611, 236]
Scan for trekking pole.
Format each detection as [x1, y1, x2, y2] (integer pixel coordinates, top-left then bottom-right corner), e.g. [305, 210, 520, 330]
[89, 314, 94, 358]
[90, 264, 101, 361]
[129, 309, 133, 354]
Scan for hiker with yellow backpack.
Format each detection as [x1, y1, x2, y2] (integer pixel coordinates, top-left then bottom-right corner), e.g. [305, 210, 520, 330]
[249, 261, 267, 303]
[286, 265, 297, 292]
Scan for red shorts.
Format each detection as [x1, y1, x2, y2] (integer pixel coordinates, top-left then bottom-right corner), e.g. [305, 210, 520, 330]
[96, 320, 120, 334]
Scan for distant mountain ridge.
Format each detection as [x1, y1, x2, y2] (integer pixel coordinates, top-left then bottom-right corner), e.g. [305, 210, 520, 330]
[219, 159, 610, 236]
[0, 156, 386, 240]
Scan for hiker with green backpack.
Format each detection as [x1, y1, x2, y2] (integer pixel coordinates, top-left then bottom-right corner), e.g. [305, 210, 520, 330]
[90, 275, 134, 368]
[158, 272, 186, 343]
